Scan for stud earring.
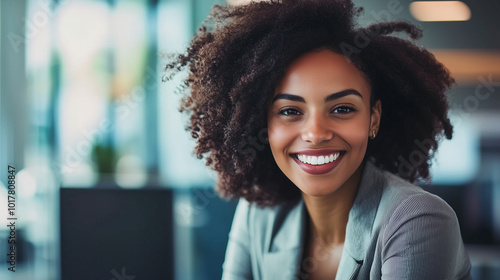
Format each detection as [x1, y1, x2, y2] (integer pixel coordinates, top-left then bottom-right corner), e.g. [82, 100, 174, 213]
[372, 130, 376, 139]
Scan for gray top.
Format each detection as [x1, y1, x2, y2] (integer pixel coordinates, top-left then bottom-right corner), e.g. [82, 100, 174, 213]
[222, 161, 472, 280]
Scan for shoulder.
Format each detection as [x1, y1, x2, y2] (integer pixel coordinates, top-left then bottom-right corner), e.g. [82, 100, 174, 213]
[376, 168, 457, 225]
[358, 162, 457, 227]
[367, 167, 471, 279]
[371, 166, 465, 255]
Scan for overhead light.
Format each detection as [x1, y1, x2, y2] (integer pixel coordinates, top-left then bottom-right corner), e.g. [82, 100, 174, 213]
[410, 1, 471, 22]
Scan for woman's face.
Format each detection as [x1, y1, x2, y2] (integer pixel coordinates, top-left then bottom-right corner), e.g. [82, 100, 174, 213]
[267, 49, 381, 197]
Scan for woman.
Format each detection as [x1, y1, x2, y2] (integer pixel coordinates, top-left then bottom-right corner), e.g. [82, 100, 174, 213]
[165, 0, 472, 279]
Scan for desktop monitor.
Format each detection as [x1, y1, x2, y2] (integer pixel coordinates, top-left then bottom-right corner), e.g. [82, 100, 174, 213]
[60, 187, 174, 280]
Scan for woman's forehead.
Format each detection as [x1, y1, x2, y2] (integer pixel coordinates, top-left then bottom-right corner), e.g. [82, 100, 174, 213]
[274, 49, 371, 99]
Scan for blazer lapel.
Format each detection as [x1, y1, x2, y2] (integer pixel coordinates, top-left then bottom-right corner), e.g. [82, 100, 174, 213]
[262, 200, 307, 280]
[336, 161, 384, 280]
[261, 161, 384, 280]
[336, 255, 363, 280]
[263, 249, 302, 279]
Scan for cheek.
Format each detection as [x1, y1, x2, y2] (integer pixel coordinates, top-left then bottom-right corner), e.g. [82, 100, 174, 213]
[267, 120, 296, 159]
[267, 123, 286, 152]
[341, 119, 370, 151]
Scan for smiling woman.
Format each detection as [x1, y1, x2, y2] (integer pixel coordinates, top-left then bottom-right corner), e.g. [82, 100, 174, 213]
[165, 0, 472, 279]
[268, 50, 379, 199]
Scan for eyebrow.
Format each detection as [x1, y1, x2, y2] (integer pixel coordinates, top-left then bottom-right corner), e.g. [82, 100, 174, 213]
[272, 89, 363, 103]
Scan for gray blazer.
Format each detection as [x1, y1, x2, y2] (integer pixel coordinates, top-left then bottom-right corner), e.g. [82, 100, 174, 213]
[221, 161, 472, 280]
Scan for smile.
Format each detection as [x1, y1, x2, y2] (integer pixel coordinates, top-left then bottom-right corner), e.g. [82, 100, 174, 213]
[296, 153, 340, 165]
[291, 150, 345, 175]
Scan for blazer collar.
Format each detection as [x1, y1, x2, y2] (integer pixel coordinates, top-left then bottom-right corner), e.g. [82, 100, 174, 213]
[336, 161, 384, 279]
[262, 199, 307, 279]
[262, 161, 384, 280]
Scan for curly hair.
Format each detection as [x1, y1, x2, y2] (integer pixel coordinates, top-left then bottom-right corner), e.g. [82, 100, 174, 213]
[164, 0, 454, 206]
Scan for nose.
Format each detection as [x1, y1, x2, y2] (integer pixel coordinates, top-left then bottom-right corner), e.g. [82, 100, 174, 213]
[301, 113, 333, 144]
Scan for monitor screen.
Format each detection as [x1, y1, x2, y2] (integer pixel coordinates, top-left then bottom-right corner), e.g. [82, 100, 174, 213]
[60, 188, 174, 280]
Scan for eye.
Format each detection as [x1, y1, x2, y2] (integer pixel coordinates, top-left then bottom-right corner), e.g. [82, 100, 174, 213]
[278, 108, 302, 116]
[332, 106, 356, 114]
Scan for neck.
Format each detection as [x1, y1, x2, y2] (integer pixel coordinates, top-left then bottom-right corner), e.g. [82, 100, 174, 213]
[302, 163, 364, 246]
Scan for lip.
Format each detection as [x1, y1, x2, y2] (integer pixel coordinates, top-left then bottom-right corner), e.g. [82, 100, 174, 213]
[293, 149, 343, 156]
[291, 150, 345, 175]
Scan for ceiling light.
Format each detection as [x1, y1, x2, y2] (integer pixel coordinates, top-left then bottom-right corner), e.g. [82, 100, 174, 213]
[410, 1, 471, 22]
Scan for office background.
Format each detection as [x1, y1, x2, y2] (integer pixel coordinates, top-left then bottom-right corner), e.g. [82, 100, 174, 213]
[1, 0, 499, 279]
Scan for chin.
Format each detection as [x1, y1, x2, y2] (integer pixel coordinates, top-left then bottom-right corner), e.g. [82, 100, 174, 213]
[296, 179, 344, 198]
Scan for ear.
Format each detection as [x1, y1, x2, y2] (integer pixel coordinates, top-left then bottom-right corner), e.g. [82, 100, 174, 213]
[369, 100, 382, 139]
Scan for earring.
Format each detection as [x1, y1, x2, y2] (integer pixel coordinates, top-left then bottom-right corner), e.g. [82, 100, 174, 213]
[372, 130, 376, 139]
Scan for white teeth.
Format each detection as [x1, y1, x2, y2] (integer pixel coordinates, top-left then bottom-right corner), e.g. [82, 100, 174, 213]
[333, 153, 339, 161]
[296, 152, 341, 165]
[318, 156, 325, 165]
[324, 156, 330, 164]
[311, 156, 318, 165]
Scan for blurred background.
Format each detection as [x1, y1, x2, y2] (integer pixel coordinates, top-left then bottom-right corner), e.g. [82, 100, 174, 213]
[0, 0, 499, 279]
